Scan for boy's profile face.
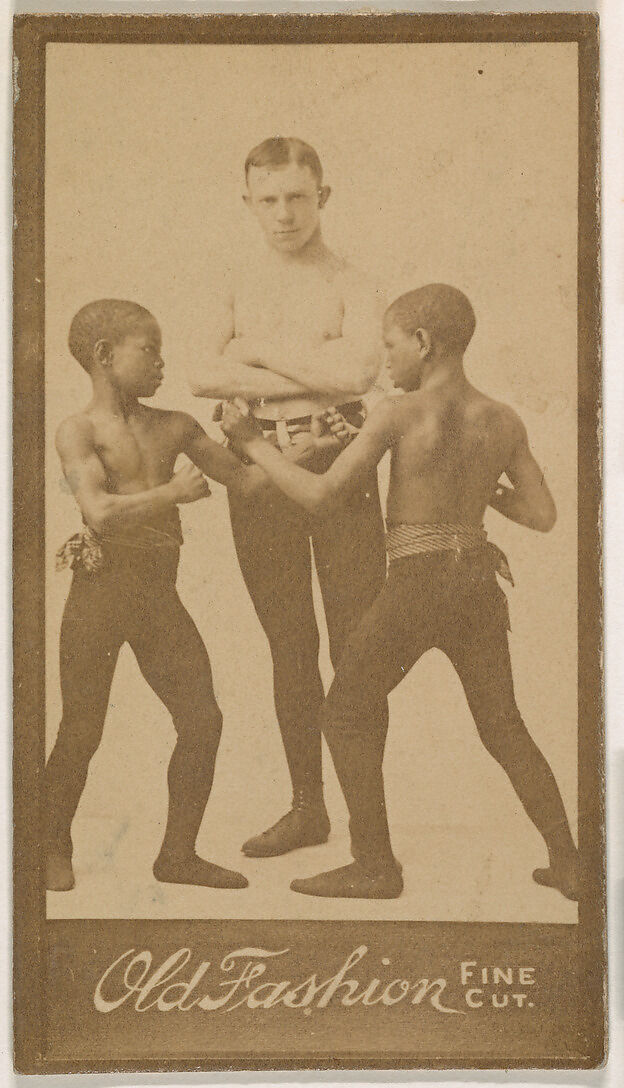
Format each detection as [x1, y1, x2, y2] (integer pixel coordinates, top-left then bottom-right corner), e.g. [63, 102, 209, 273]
[383, 322, 424, 392]
[105, 316, 164, 398]
[244, 160, 328, 252]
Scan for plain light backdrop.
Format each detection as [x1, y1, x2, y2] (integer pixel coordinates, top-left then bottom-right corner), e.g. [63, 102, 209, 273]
[43, 41, 579, 923]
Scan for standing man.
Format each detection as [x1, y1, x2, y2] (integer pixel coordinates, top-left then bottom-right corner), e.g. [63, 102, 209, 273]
[188, 137, 388, 857]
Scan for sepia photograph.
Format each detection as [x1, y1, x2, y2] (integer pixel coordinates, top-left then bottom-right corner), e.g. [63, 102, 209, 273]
[13, 12, 603, 1072]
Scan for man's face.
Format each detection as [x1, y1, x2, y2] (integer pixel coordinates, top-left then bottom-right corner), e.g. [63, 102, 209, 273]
[244, 161, 326, 252]
[383, 322, 424, 392]
[107, 317, 164, 398]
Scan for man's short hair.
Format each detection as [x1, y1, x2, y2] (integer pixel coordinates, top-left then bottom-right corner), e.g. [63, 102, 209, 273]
[68, 299, 155, 371]
[386, 284, 476, 354]
[244, 137, 323, 186]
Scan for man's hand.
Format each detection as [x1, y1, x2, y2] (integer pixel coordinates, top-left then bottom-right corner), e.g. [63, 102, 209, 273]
[213, 396, 262, 424]
[167, 462, 212, 504]
[221, 398, 265, 446]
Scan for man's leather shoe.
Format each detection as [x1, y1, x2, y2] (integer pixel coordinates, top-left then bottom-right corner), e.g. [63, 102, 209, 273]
[242, 795, 330, 857]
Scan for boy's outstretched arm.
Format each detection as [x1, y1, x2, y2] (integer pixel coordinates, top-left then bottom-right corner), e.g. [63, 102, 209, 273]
[181, 415, 266, 497]
[220, 398, 394, 515]
[183, 411, 353, 498]
[56, 417, 211, 534]
[489, 420, 557, 532]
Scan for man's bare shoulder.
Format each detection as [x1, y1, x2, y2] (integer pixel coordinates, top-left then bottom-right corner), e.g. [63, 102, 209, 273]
[334, 257, 386, 303]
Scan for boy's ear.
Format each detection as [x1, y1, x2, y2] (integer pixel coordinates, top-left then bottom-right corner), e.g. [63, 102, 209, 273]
[318, 185, 331, 209]
[93, 338, 111, 366]
[414, 328, 432, 359]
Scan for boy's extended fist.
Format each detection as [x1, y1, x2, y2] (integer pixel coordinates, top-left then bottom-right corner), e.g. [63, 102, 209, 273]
[221, 398, 264, 445]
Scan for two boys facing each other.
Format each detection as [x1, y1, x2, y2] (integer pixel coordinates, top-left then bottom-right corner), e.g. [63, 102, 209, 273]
[46, 286, 578, 904]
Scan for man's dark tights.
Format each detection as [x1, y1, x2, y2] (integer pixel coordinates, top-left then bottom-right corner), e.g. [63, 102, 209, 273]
[228, 472, 388, 799]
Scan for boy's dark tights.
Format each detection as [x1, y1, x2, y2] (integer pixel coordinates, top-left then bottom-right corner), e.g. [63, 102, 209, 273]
[45, 549, 223, 861]
[319, 552, 576, 870]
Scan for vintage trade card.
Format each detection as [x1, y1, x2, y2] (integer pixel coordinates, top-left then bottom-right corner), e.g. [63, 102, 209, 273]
[13, 12, 604, 1072]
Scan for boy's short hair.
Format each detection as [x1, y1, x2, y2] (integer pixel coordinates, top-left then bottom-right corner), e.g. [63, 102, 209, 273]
[68, 299, 155, 371]
[386, 284, 476, 354]
[244, 137, 323, 186]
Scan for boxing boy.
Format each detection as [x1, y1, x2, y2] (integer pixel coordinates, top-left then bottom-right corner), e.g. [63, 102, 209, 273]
[45, 299, 341, 893]
[221, 283, 579, 902]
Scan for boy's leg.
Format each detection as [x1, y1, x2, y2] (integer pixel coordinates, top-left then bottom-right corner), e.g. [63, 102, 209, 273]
[128, 579, 247, 888]
[291, 562, 434, 899]
[44, 574, 123, 890]
[228, 488, 329, 856]
[444, 604, 578, 901]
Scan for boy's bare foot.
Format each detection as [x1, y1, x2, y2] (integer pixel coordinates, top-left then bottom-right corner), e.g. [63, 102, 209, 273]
[153, 852, 248, 889]
[46, 852, 75, 892]
[532, 856, 579, 902]
[290, 861, 403, 899]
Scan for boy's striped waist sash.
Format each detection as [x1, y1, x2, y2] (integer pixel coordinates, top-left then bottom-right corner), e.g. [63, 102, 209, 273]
[385, 523, 514, 585]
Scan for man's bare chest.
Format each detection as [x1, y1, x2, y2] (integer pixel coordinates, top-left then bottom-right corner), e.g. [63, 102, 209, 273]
[233, 272, 345, 341]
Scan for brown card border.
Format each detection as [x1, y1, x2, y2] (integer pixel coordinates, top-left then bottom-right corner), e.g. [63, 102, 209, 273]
[12, 12, 604, 1073]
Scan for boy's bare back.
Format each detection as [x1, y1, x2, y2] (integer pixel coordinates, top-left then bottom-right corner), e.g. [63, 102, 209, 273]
[386, 384, 524, 527]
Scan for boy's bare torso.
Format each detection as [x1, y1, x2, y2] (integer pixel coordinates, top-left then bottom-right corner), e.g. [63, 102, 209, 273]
[66, 404, 185, 495]
[386, 385, 522, 527]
